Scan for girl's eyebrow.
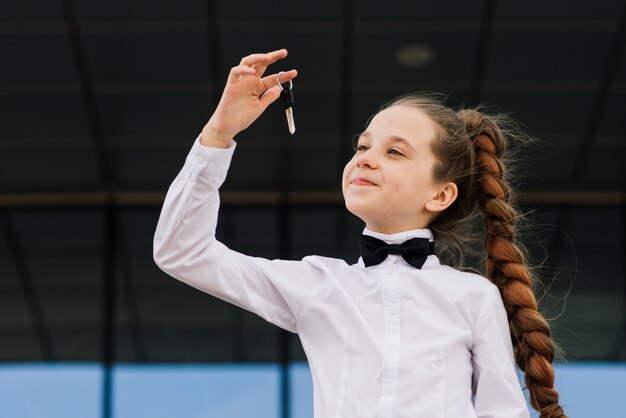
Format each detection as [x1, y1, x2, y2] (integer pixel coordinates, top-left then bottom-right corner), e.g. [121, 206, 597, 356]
[388, 136, 416, 152]
[360, 131, 416, 152]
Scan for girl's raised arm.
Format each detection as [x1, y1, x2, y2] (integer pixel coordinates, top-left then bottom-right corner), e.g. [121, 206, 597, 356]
[153, 50, 321, 333]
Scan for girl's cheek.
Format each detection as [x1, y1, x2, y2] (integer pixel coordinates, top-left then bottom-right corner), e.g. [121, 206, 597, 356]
[343, 159, 356, 175]
[341, 163, 352, 184]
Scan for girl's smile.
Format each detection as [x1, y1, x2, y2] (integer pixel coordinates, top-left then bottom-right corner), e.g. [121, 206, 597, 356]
[350, 177, 377, 186]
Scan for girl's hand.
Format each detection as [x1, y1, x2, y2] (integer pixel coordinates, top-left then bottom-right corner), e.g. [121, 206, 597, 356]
[201, 49, 298, 148]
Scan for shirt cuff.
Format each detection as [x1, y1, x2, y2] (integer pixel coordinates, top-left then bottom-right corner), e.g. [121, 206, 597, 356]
[184, 134, 237, 187]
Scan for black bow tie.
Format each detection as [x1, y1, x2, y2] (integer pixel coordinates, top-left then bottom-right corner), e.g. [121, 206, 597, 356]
[361, 235, 435, 269]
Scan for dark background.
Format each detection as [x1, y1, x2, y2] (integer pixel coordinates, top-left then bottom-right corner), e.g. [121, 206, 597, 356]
[0, 0, 624, 366]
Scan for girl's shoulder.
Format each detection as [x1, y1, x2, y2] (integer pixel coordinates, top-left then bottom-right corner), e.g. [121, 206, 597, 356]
[434, 263, 499, 295]
[300, 254, 352, 270]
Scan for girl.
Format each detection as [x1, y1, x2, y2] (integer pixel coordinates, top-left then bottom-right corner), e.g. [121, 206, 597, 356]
[154, 49, 566, 418]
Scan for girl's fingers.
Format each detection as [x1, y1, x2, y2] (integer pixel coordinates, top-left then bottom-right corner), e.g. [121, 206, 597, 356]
[230, 65, 256, 77]
[229, 50, 290, 84]
[241, 49, 289, 77]
[240, 49, 288, 67]
[260, 69, 298, 91]
[258, 84, 283, 108]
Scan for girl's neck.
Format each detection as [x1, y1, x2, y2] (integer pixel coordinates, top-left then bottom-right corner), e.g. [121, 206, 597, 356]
[363, 226, 433, 243]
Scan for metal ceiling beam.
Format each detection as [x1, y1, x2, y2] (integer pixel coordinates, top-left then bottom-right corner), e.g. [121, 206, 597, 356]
[570, 5, 626, 186]
[334, 0, 355, 272]
[204, 0, 222, 108]
[116, 228, 148, 363]
[61, 1, 117, 417]
[0, 210, 55, 361]
[622, 199, 626, 359]
[469, 0, 497, 104]
[339, 0, 355, 165]
[61, 1, 114, 188]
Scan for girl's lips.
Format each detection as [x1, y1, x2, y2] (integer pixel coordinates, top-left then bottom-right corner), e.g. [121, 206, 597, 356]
[352, 177, 376, 186]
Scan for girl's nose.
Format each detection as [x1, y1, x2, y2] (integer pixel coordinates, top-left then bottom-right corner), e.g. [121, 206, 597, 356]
[356, 149, 378, 169]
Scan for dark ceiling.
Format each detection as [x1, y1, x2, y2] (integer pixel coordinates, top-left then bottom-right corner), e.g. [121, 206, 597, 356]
[0, 1, 625, 363]
[1, 0, 625, 194]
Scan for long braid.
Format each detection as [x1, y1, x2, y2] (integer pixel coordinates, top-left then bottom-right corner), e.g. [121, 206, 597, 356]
[459, 109, 567, 418]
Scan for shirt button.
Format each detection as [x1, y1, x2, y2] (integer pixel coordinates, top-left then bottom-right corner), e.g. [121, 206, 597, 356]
[388, 307, 396, 316]
[385, 268, 393, 275]
[195, 155, 204, 164]
[385, 387, 392, 394]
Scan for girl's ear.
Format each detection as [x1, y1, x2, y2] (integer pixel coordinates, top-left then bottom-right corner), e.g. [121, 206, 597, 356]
[425, 182, 458, 213]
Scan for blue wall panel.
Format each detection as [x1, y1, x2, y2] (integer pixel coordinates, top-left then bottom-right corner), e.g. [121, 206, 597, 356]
[1, 362, 625, 417]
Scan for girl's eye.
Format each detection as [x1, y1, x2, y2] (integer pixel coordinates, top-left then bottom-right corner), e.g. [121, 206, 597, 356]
[388, 148, 405, 156]
[356, 144, 368, 152]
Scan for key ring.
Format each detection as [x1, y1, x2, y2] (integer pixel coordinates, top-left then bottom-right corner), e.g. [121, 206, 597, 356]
[277, 71, 293, 91]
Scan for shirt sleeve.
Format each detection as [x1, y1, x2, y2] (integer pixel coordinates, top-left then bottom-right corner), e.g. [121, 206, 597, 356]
[153, 135, 325, 333]
[471, 285, 530, 418]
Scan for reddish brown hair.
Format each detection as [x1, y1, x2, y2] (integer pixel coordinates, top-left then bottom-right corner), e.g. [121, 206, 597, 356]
[382, 93, 566, 418]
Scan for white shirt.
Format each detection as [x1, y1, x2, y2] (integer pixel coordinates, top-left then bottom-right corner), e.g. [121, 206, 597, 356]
[153, 136, 530, 418]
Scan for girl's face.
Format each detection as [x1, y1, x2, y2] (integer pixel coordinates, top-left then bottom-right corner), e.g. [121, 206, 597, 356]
[342, 105, 446, 234]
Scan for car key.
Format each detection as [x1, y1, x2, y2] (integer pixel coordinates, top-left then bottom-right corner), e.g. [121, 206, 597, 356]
[278, 74, 296, 134]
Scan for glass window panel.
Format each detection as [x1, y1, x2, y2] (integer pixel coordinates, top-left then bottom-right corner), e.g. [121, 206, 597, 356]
[0, 364, 102, 418]
[112, 364, 280, 418]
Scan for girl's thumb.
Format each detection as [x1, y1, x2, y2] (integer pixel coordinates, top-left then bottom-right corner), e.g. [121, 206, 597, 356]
[259, 85, 283, 108]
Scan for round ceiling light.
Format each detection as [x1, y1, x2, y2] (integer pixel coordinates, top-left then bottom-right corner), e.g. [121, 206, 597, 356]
[395, 44, 434, 68]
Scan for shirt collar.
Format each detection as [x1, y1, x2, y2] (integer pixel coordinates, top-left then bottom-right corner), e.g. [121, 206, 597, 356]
[362, 227, 434, 245]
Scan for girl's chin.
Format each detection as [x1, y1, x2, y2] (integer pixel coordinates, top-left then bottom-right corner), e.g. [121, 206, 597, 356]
[344, 201, 370, 219]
